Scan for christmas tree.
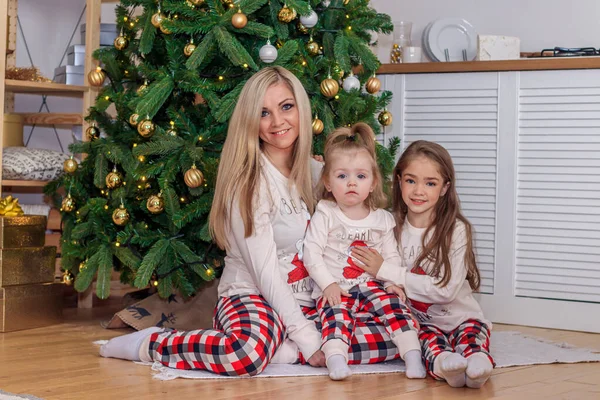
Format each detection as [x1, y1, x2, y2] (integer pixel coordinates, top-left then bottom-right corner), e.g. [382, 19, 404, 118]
[46, 0, 396, 299]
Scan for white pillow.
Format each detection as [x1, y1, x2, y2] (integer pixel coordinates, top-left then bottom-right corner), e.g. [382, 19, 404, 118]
[2, 146, 70, 181]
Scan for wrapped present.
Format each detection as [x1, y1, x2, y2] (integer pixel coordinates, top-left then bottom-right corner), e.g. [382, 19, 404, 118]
[0, 215, 47, 248]
[0, 283, 63, 332]
[0, 246, 56, 286]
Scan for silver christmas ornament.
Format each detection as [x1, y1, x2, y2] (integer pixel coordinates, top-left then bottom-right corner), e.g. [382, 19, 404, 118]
[342, 73, 361, 92]
[259, 40, 278, 63]
[300, 10, 318, 28]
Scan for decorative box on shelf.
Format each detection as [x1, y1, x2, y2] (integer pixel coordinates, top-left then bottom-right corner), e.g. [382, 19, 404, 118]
[0, 283, 63, 332]
[54, 65, 84, 86]
[80, 23, 118, 46]
[0, 215, 46, 248]
[67, 44, 86, 66]
[0, 246, 56, 286]
[2, 113, 24, 147]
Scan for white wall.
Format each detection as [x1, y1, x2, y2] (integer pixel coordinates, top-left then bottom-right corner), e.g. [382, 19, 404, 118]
[371, 0, 600, 62]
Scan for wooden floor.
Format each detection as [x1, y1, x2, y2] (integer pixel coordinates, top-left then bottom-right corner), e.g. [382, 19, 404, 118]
[0, 301, 599, 400]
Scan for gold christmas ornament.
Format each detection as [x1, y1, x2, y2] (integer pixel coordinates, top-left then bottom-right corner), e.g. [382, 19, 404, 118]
[147, 194, 164, 214]
[184, 42, 196, 57]
[87, 67, 106, 87]
[112, 205, 130, 226]
[332, 65, 344, 80]
[312, 117, 324, 135]
[232, 10, 248, 29]
[278, 5, 295, 23]
[297, 22, 308, 34]
[86, 125, 100, 140]
[129, 113, 140, 126]
[167, 121, 177, 136]
[378, 110, 393, 126]
[137, 119, 155, 138]
[305, 40, 319, 56]
[365, 75, 382, 94]
[137, 81, 148, 95]
[114, 35, 128, 50]
[62, 271, 74, 286]
[184, 165, 205, 188]
[159, 18, 172, 34]
[63, 157, 78, 174]
[320, 77, 339, 98]
[151, 12, 165, 28]
[0, 195, 25, 217]
[188, 0, 205, 5]
[105, 169, 123, 189]
[79, 262, 87, 272]
[61, 194, 75, 213]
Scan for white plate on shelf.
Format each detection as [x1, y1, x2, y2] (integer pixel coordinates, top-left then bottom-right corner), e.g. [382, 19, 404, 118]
[421, 22, 438, 61]
[426, 18, 477, 62]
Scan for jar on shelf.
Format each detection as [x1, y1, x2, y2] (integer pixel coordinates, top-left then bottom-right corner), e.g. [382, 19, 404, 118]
[390, 21, 412, 64]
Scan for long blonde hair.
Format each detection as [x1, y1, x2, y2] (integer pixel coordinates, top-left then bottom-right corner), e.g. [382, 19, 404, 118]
[317, 122, 387, 210]
[209, 67, 314, 250]
[392, 140, 480, 291]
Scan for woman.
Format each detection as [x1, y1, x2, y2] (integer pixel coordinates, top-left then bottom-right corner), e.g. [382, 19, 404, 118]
[100, 67, 399, 376]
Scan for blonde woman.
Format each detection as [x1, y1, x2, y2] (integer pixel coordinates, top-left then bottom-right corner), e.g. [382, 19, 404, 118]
[100, 67, 401, 377]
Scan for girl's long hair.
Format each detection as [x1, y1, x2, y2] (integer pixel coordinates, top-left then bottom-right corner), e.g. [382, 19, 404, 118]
[392, 140, 480, 290]
[317, 122, 387, 210]
[209, 67, 314, 250]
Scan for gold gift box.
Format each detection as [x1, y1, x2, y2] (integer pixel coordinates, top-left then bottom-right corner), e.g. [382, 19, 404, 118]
[0, 215, 47, 248]
[0, 246, 56, 286]
[0, 283, 63, 332]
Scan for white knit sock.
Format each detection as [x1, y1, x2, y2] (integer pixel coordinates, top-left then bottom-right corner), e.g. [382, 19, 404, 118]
[326, 354, 352, 381]
[99, 327, 163, 361]
[434, 352, 467, 387]
[466, 352, 493, 388]
[403, 349, 426, 379]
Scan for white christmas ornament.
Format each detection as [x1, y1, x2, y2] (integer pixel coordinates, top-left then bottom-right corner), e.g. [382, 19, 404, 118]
[342, 73, 361, 91]
[259, 40, 278, 63]
[300, 10, 318, 28]
[322, 0, 331, 6]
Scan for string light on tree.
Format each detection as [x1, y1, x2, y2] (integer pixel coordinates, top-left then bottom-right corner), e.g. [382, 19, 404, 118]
[299, 9, 318, 28]
[342, 72, 361, 91]
[87, 67, 105, 87]
[259, 40, 278, 63]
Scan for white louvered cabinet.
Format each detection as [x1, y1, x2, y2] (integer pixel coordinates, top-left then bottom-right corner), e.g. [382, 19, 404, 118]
[381, 68, 600, 333]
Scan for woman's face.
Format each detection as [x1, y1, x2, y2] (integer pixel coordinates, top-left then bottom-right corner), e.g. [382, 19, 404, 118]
[259, 82, 300, 158]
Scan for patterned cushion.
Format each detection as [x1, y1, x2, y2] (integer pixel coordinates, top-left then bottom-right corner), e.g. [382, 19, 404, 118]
[2, 146, 70, 181]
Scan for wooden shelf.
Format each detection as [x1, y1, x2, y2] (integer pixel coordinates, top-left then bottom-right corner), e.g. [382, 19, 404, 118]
[1, 179, 50, 188]
[4, 79, 87, 97]
[378, 57, 600, 75]
[17, 113, 83, 125]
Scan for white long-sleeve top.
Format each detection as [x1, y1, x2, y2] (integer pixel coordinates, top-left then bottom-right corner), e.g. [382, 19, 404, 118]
[303, 200, 405, 299]
[385, 218, 491, 333]
[217, 154, 322, 359]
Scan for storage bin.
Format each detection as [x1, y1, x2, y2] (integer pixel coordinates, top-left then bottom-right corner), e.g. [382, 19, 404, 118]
[67, 44, 86, 66]
[54, 65, 84, 86]
[80, 23, 118, 46]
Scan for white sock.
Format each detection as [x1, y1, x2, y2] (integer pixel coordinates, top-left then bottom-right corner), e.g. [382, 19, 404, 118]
[466, 352, 493, 388]
[326, 354, 352, 381]
[403, 349, 426, 379]
[99, 327, 163, 361]
[434, 352, 468, 387]
[270, 339, 299, 364]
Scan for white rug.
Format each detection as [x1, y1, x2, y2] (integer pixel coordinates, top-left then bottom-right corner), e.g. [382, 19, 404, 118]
[0, 390, 43, 400]
[96, 331, 600, 381]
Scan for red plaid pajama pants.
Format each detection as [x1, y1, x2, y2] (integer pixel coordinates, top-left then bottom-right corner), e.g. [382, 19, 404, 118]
[419, 319, 494, 379]
[304, 281, 416, 364]
[148, 294, 284, 377]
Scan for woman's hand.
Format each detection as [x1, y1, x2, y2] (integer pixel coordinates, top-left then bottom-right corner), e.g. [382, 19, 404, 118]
[351, 247, 384, 277]
[322, 283, 350, 306]
[307, 349, 326, 367]
[386, 284, 407, 302]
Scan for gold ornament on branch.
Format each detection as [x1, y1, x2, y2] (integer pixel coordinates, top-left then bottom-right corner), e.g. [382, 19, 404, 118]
[278, 5, 295, 23]
[232, 9, 248, 29]
[305, 40, 319, 56]
[0, 195, 25, 217]
[79, 261, 87, 272]
[365, 75, 382, 94]
[184, 40, 196, 57]
[114, 35, 128, 50]
[112, 204, 130, 226]
[151, 12, 165, 28]
[184, 165, 205, 188]
[5, 67, 52, 82]
[332, 65, 344, 80]
[106, 167, 123, 189]
[378, 110, 393, 126]
[147, 194, 164, 214]
[159, 19, 172, 34]
[167, 121, 177, 136]
[137, 81, 149, 95]
[188, 0, 205, 5]
[61, 194, 75, 213]
[297, 22, 308, 34]
[62, 271, 74, 286]
[222, 0, 235, 9]
[320, 77, 339, 98]
[86, 125, 100, 141]
[312, 117, 324, 135]
[137, 118, 155, 138]
[88, 67, 106, 87]
[63, 157, 78, 174]
[129, 113, 140, 126]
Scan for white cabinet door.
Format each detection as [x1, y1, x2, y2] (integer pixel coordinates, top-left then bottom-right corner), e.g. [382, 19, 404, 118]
[384, 70, 600, 333]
